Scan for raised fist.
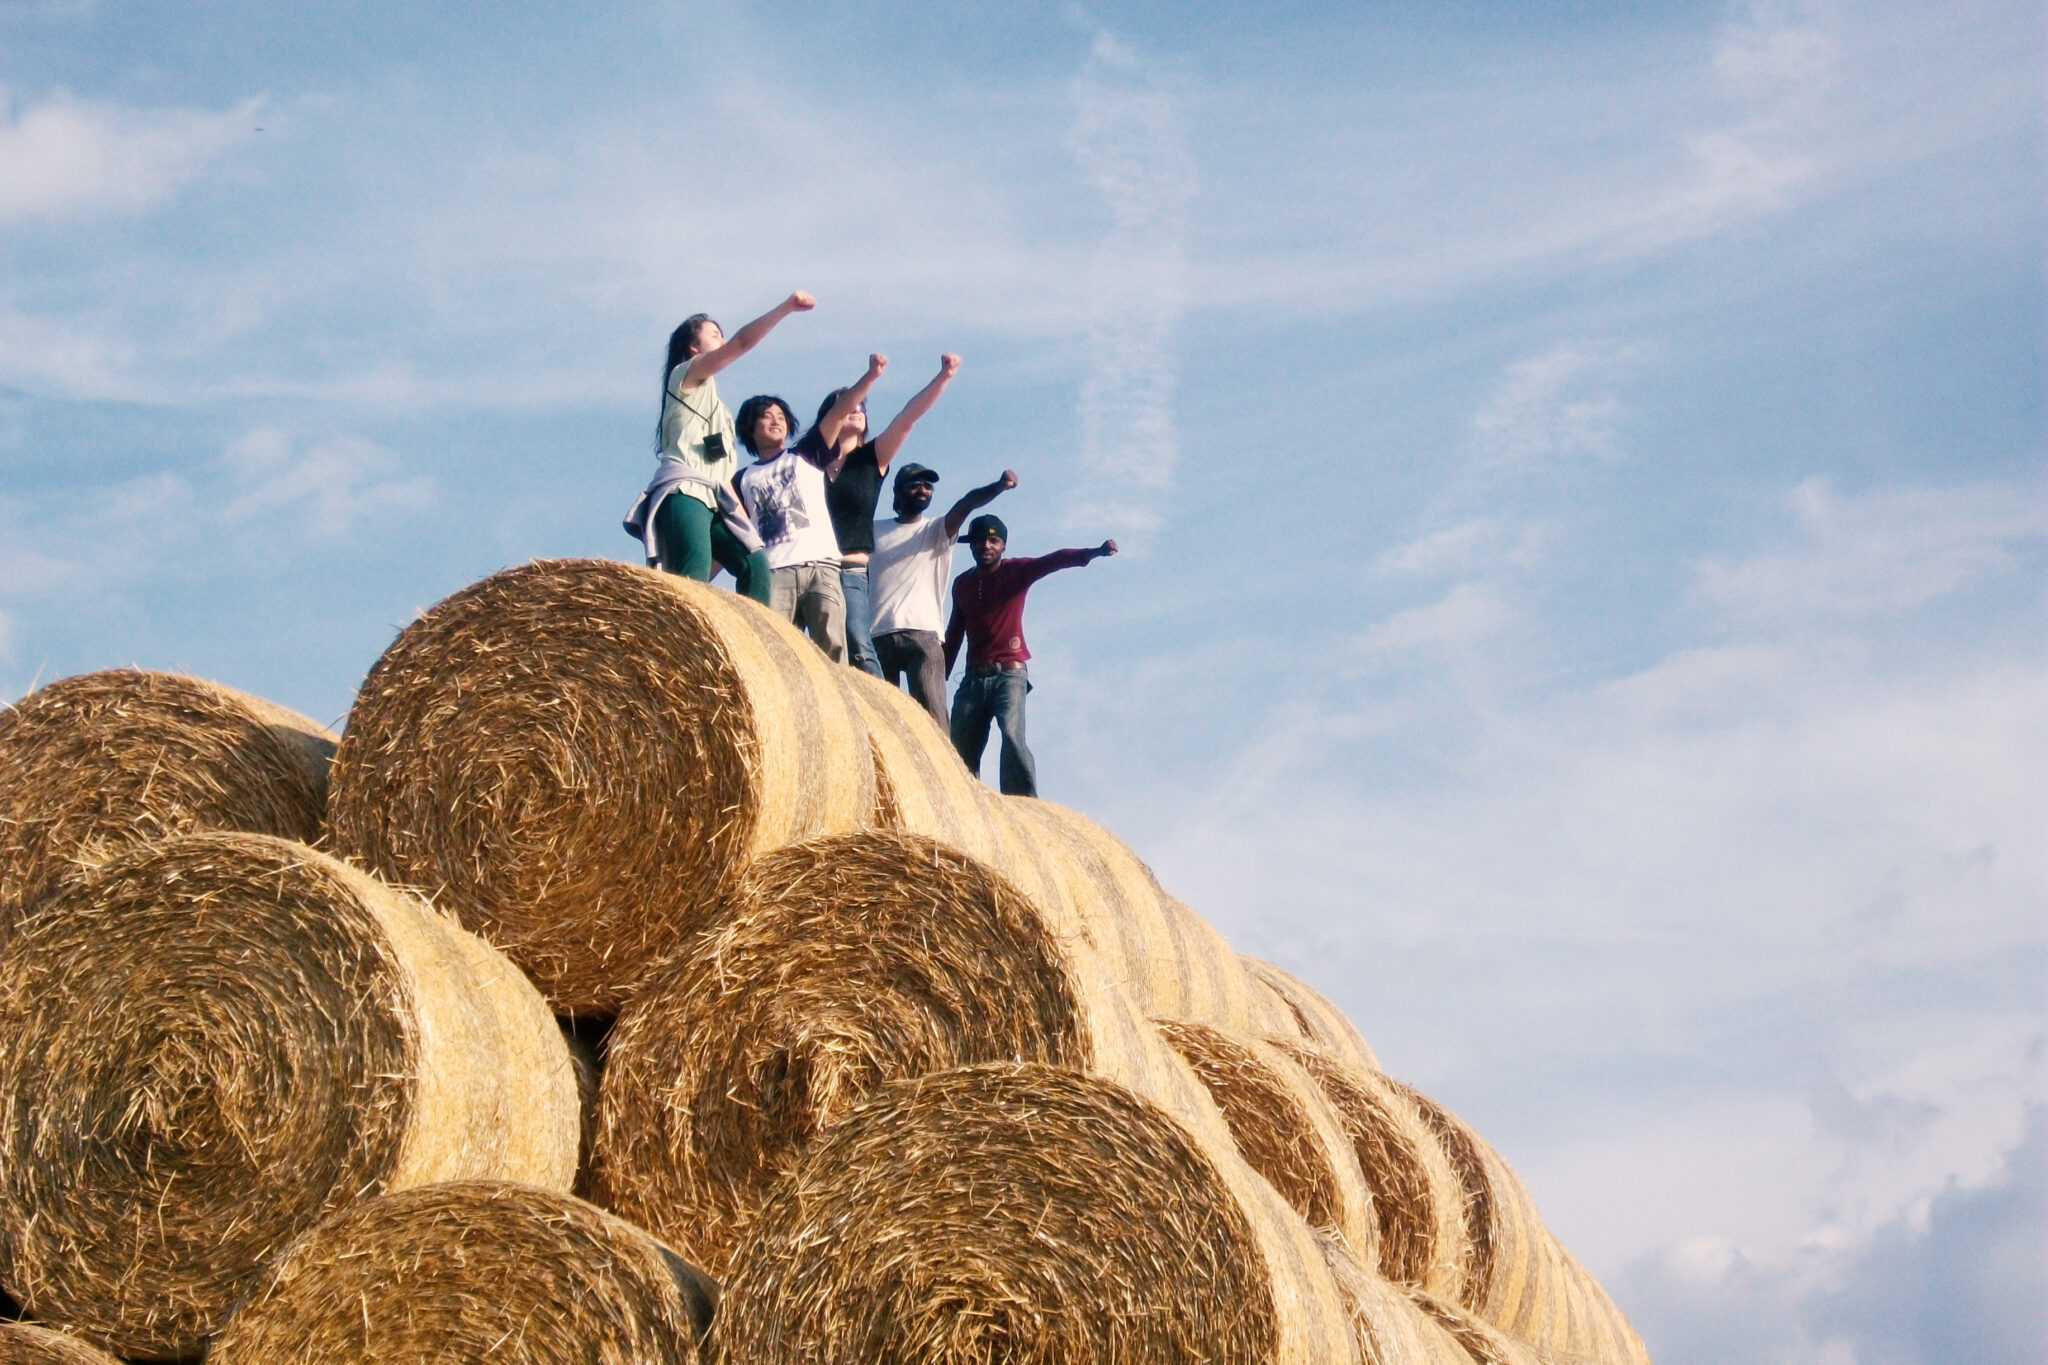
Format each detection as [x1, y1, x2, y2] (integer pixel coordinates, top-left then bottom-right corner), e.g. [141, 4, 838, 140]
[1099, 539, 1119, 557]
[788, 291, 816, 311]
[868, 353, 889, 376]
[999, 469, 1018, 489]
[940, 353, 962, 377]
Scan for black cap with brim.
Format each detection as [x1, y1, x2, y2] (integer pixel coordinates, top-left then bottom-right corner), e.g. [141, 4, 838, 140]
[960, 513, 1008, 544]
[893, 462, 941, 488]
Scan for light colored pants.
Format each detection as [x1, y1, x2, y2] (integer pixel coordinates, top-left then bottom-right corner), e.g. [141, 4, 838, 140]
[769, 562, 847, 663]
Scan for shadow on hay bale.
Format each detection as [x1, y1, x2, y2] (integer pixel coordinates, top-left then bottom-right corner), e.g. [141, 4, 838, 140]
[0, 1323, 122, 1365]
[1156, 1018, 1382, 1266]
[0, 669, 334, 932]
[1316, 1231, 1482, 1365]
[1266, 1037, 1476, 1300]
[325, 559, 874, 1014]
[208, 1181, 712, 1365]
[0, 833, 579, 1360]
[715, 1064, 1282, 1365]
[587, 831, 1357, 1361]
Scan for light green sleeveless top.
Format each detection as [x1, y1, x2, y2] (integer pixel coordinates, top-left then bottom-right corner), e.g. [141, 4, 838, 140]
[658, 367, 741, 509]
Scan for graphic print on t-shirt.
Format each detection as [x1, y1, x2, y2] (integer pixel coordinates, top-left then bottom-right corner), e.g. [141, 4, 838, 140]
[750, 457, 810, 547]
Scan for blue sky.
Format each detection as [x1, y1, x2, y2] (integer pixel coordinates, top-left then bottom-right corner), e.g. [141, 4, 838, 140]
[2, 2, 2041, 1360]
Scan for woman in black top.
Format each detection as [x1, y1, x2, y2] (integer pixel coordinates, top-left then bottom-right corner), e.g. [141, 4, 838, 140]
[801, 352, 962, 675]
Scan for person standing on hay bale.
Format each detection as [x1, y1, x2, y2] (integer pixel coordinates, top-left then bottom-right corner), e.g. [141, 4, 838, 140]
[623, 291, 814, 604]
[736, 392, 848, 660]
[795, 351, 964, 679]
[943, 515, 1116, 796]
[869, 460, 1017, 728]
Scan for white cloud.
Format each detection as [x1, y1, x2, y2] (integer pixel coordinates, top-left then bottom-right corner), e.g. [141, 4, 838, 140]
[216, 427, 435, 538]
[0, 87, 257, 222]
[1470, 343, 1636, 476]
[1696, 476, 2048, 621]
[1355, 582, 1510, 657]
[1373, 517, 1548, 579]
[1064, 22, 1195, 536]
[0, 307, 133, 399]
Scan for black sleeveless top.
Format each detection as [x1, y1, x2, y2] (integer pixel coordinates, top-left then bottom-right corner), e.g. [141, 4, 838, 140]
[824, 441, 882, 555]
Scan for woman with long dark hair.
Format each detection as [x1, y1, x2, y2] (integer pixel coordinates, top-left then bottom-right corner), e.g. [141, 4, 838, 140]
[798, 352, 962, 674]
[622, 291, 813, 603]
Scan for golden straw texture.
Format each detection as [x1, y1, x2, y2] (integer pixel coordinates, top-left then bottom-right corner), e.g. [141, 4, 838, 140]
[1156, 1019, 1381, 1264]
[324, 558, 875, 1012]
[715, 1063, 1283, 1365]
[0, 833, 578, 1359]
[0, 1323, 122, 1365]
[590, 829, 1356, 1362]
[1272, 1039, 1475, 1299]
[1392, 1080, 1649, 1365]
[1317, 1232, 1480, 1365]
[1244, 956, 1382, 1073]
[0, 669, 334, 929]
[209, 1181, 713, 1365]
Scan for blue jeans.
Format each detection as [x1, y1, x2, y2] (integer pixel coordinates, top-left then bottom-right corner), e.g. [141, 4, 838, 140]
[950, 666, 1036, 796]
[840, 564, 882, 676]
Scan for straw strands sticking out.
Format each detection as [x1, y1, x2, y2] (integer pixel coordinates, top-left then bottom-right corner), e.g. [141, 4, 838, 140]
[0, 669, 334, 928]
[842, 666, 1008, 862]
[1155, 1019, 1382, 1265]
[1315, 1232, 1479, 1365]
[714, 1063, 1284, 1365]
[0, 833, 579, 1358]
[996, 796, 1302, 1039]
[1408, 1290, 1558, 1365]
[324, 559, 875, 1012]
[1391, 1080, 1650, 1365]
[1270, 1038, 1474, 1299]
[208, 1180, 714, 1365]
[1244, 956, 1382, 1074]
[0, 1323, 123, 1365]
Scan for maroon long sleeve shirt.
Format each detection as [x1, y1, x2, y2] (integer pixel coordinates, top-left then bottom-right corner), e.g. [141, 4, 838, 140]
[943, 549, 1097, 673]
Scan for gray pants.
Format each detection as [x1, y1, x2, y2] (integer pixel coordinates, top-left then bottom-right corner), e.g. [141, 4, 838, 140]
[769, 562, 847, 663]
[874, 629, 948, 730]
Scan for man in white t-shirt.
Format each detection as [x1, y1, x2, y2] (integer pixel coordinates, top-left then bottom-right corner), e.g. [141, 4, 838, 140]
[868, 461, 1016, 726]
[734, 393, 848, 660]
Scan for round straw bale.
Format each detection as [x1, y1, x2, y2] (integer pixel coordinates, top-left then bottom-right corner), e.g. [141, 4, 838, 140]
[997, 796, 1300, 1037]
[1407, 1289, 1558, 1365]
[1156, 1019, 1381, 1263]
[842, 667, 1009, 862]
[715, 1063, 1283, 1365]
[1245, 955, 1382, 1073]
[590, 829, 1357, 1361]
[0, 669, 334, 928]
[208, 1180, 712, 1365]
[1388, 1081, 1647, 1365]
[1315, 1231, 1479, 1365]
[0, 832, 579, 1359]
[1268, 1038, 1474, 1299]
[0, 1323, 122, 1365]
[324, 558, 875, 1013]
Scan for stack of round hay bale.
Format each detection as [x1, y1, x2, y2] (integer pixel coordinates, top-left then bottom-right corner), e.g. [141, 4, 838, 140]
[0, 559, 1648, 1365]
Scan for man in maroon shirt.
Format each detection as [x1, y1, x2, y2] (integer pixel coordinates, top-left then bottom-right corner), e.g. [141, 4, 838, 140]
[942, 513, 1117, 796]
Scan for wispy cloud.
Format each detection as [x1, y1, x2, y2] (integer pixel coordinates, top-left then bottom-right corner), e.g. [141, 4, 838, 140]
[1696, 476, 2048, 621]
[1064, 15, 1195, 535]
[0, 86, 258, 222]
[215, 427, 435, 538]
[1469, 343, 1638, 479]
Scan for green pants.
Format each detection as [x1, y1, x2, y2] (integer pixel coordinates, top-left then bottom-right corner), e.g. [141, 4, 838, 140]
[653, 491, 770, 604]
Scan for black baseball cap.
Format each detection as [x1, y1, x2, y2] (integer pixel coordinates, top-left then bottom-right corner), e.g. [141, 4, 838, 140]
[960, 513, 1008, 544]
[893, 462, 940, 489]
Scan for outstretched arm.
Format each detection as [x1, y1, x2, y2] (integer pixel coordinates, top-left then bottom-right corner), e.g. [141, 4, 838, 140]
[679, 291, 815, 388]
[1019, 540, 1118, 587]
[817, 354, 889, 472]
[942, 469, 1017, 540]
[872, 353, 961, 473]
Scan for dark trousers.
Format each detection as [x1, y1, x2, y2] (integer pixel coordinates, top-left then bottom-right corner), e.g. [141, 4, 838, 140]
[950, 665, 1036, 797]
[653, 491, 770, 604]
[874, 630, 948, 730]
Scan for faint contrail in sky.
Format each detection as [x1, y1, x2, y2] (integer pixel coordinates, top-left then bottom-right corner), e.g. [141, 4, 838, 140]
[1065, 18, 1195, 536]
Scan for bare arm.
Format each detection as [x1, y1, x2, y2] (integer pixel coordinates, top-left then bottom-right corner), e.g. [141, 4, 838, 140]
[871, 353, 961, 472]
[942, 470, 1018, 540]
[678, 291, 815, 388]
[818, 354, 888, 472]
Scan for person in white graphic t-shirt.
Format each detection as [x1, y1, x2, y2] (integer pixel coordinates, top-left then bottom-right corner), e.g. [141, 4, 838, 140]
[734, 393, 848, 660]
[867, 462, 1016, 727]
